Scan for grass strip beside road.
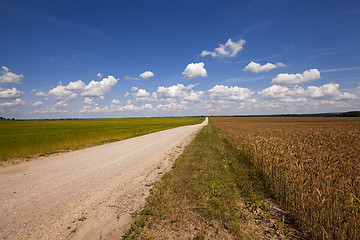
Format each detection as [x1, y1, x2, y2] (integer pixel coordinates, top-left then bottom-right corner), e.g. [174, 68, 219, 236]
[123, 124, 301, 239]
[0, 117, 204, 162]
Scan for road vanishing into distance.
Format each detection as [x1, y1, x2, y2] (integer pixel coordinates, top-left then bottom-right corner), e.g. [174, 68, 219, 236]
[0, 118, 208, 239]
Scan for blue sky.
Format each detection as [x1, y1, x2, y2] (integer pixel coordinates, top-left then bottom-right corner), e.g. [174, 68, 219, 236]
[0, 0, 359, 118]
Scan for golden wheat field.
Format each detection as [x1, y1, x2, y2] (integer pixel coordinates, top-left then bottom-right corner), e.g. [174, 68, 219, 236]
[211, 117, 360, 240]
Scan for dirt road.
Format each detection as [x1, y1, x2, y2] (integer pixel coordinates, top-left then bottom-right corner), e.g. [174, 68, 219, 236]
[0, 118, 207, 239]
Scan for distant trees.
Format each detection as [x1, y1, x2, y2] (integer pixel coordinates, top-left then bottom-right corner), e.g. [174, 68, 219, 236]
[338, 111, 360, 117]
[0, 117, 16, 120]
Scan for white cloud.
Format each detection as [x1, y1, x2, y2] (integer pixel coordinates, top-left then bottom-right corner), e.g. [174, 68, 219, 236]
[201, 39, 245, 58]
[0, 98, 25, 107]
[306, 83, 357, 100]
[157, 102, 188, 111]
[54, 100, 68, 107]
[35, 90, 47, 97]
[182, 62, 207, 79]
[124, 92, 130, 98]
[0, 66, 23, 84]
[258, 83, 357, 101]
[131, 87, 139, 91]
[157, 84, 194, 98]
[32, 101, 43, 106]
[65, 80, 86, 91]
[184, 90, 204, 102]
[139, 71, 154, 79]
[143, 103, 153, 109]
[258, 85, 305, 99]
[113, 103, 153, 112]
[155, 84, 203, 104]
[272, 69, 321, 85]
[111, 99, 121, 104]
[97, 73, 103, 78]
[42, 76, 118, 102]
[81, 75, 118, 97]
[132, 89, 158, 102]
[0, 87, 22, 99]
[84, 97, 96, 105]
[32, 107, 69, 114]
[157, 85, 183, 98]
[133, 89, 150, 98]
[244, 61, 285, 73]
[124, 75, 139, 80]
[80, 102, 155, 113]
[208, 85, 254, 102]
[80, 105, 105, 113]
[49, 83, 77, 101]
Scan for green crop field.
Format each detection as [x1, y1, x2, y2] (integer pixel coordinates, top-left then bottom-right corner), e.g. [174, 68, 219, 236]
[0, 117, 204, 161]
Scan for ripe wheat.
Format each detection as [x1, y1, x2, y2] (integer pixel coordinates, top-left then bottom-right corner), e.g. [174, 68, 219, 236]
[211, 117, 360, 240]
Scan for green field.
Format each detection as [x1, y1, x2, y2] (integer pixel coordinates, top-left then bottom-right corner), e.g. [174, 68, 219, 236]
[0, 117, 204, 161]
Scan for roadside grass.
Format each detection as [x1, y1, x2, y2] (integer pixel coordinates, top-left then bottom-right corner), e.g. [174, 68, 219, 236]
[0, 117, 204, 162]
[123, 124, 300, 239]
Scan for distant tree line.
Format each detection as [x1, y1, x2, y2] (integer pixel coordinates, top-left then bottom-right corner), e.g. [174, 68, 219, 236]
[215, 111, 360, 118]
[277, 111, 360, 117]
[0, 117, 15, 120]
[336, 111, 360, 117]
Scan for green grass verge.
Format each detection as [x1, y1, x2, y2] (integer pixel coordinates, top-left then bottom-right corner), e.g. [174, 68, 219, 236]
[0, 117, 204, 161]
[123, 124, 271, 239]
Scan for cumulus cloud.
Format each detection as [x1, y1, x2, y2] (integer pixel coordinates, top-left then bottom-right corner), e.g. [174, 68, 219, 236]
[32, 101, 43, 106]
[133, 89, 150, 98]
[0, 87, 22, 99]
[80, 105, 105, 113]
[201, 39, 245, 58]
[157, 84, 193, 98]
[258, 83, 357, 101]
[35, 90, 47, 97]
[244, 61, 285, 73]
[81, 75, 118, 97]
[272, 69, 321, 85]
[306, 83, 357, 100]
[124, 92, 130, 98]
[157, 102, 188, 111]
[80, 102, 154, 113]
[97, 73, 103, 78]
[84, 97, 96, 105]
[0, 98, 25, 107]
[121, 103, 153, 111]
[182, 62, 207, 79]
[258, 85, 305, 99]
[143, 103, 153, 109]
[156, 84, 203, 103]
[132, 89, 158, 102]
[208, 85, 254, 102]
[0, 66, 23, 84]
[157, 84, 184, 98]
[131, 87, 139, 91]
[65, 80, 86, 91]
[184, 90, 204, 102]
[49, 83, 77, 101]
[139, 71, 154, 79]
[54, 101, 68, 107]
[32, 107, 69, 114]
[111, 99, 121, 104]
